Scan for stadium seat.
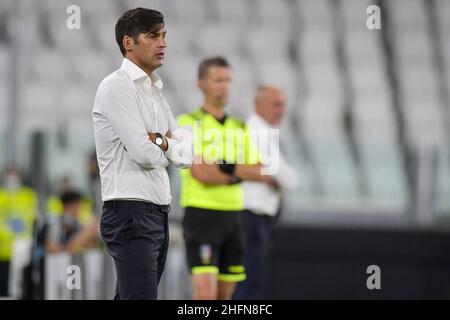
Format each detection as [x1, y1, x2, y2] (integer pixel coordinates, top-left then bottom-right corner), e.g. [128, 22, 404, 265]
[1, 0, 449, 220]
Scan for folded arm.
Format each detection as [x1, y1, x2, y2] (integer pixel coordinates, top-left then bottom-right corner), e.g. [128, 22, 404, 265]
[101, 79, 169, 169]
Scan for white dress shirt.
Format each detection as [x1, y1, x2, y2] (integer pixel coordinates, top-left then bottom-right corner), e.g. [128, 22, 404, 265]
[92, 58, 193, 205]
[242, 113, 299, 216]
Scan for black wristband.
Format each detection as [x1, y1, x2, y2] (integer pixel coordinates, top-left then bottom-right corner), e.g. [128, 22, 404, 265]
[218, 162, 236, 175]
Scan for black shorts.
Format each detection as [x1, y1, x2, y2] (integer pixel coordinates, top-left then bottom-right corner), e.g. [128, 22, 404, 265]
[183, 207, 246, 282]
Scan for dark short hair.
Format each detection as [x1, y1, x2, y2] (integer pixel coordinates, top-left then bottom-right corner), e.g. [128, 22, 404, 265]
[198, 56, 230, 80]
[60, 191, 82, 206]
[115, 7, 164, 56]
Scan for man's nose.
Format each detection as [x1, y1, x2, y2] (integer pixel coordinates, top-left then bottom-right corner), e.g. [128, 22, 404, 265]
[159, 37, 167, 48]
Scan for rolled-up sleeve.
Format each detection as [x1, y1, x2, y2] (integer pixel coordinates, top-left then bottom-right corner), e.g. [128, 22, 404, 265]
[100, 79, 169, 169]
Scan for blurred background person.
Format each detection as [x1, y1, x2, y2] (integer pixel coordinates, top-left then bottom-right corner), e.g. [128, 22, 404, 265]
[0, 167, 37, 298]
[0, 207, 14, 297]
[177, 56, 278, 300]
[0, 167, 37, 241]
[233, 85, 299, 300]
[45, 190, 99, 253]
[46, 176, 96, 226]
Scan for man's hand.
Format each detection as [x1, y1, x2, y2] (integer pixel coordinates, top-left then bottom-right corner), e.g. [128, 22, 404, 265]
[260, 175, 281, 191]
[148, 132, 169, 152]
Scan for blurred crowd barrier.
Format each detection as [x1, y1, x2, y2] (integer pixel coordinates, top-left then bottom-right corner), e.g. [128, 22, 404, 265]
[43, 242, 191, 300]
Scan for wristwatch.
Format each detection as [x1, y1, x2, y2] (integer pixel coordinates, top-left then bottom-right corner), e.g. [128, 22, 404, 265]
[155, 137, 164, 147]
[154, 133, 164, 147]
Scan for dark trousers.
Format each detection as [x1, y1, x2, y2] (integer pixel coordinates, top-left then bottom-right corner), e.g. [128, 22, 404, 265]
[233, 210, 274, 300]
[100, 200, 170, 300]
[0, 261, 9, 296]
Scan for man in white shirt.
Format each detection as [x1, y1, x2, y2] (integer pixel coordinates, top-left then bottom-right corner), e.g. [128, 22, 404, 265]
[233, 85, 299, 300]
[92, 8, 193, 300]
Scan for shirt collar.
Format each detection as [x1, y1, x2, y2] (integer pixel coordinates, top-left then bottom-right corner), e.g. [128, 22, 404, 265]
[120, 58, 164, 90]
[250, 112, 275, 129]
[200, 107, 228, 125]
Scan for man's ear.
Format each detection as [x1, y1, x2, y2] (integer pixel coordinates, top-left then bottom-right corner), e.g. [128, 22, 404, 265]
[197, 79, 204, 91]
[122, 35, 135, 53]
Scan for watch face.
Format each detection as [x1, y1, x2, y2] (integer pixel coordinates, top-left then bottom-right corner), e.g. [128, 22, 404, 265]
[155, 137, 163, 146]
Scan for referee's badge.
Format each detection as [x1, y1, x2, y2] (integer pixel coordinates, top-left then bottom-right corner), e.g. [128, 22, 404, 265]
[199, 244, 212, 265]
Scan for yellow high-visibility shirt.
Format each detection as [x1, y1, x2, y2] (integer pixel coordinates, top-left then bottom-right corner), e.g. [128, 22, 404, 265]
[177, 108, 260, 211]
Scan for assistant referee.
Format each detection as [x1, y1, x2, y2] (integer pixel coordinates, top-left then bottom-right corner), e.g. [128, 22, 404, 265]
[177, 57, 278, 300]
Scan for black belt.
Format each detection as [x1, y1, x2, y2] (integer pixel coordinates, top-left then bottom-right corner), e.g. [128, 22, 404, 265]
[104, 200, 171, 213]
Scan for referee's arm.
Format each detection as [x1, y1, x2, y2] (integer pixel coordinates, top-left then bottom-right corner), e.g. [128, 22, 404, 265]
[191, 156, 233, 185]
[99, 79, 170, 169]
